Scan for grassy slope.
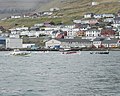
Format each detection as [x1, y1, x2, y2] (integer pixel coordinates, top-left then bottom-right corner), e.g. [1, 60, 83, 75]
[0, 0, 120, 29]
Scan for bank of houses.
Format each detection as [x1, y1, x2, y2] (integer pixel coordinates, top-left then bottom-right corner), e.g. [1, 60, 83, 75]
[1, 11, 120, 49]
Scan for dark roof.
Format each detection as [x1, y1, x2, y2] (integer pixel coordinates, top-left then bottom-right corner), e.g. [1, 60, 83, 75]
[55, 38, 92, 43]
[87, 28, 100, 32]
[93, 38, 105, 41]
[102, 39, 118, 44]
[114, 17, 120, 20]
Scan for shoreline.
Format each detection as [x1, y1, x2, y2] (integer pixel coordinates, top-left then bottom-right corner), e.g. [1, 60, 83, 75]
[0, 48, 120, 51]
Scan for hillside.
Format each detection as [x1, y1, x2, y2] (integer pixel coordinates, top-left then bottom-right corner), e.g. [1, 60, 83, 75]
[1, 0, 120, 29]
[39, 0, 120, 17]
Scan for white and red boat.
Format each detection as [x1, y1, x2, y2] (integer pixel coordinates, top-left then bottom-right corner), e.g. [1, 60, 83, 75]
[62, 51, 81, 55]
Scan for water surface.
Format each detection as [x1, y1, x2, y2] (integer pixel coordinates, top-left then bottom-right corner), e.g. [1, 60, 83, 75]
[0, 51, 120, 96]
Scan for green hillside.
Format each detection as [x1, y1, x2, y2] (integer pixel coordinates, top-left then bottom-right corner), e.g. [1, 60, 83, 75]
[1, 0, 120, 29]
[48, 0, 120, 17]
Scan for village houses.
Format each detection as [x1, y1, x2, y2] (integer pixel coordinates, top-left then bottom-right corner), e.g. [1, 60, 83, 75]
[1, 10, 120, 49]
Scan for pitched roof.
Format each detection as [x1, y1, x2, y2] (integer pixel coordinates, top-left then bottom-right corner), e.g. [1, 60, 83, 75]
[93, 37, 105, 41]
[102, 39, 118, 44]
[55, 38, 92, 43]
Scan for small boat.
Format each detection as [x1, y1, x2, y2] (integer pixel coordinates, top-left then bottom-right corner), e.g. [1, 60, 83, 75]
[62, 51, 81, 55]
[90, 51, 109, 54]
[60, 48, 81, 55]
[9, 49, 31, 56]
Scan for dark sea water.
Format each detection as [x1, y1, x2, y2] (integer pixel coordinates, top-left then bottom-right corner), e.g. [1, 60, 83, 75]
[0, 51, 120, 96]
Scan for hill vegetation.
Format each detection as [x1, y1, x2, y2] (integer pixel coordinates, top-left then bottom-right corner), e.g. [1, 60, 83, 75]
[0, 0, 120, 29]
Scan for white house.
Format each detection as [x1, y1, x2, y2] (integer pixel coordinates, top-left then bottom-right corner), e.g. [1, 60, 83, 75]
[91, 2, 99, 6]
[45, 39, 61, 48]
[85, 29, 101, 38]
[45, 38, 92, 49]
[9, 34, 20, 38]
[73, 20, 81, 23]
[102, 14, 115, 18]
[103, 18, 114, 23]
[93, 14, 102, 19]
[11, 15, 21, 19]
[50, 7, 60, 12]
[84, 13, 94, 18]
[43, 11, 53, 16]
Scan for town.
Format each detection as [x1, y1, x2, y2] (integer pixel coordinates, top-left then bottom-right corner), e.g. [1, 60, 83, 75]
[0, 7, 120, 51]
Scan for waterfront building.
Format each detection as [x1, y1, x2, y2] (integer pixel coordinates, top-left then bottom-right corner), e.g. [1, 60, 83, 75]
[6, 38, 23, 49]
[102, 38, 120, 48]
[0, 38, 23, 49]
[45, 38, 92, 49]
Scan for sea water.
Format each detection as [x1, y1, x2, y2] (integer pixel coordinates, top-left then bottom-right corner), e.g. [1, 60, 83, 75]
[0, 51, 120, 96]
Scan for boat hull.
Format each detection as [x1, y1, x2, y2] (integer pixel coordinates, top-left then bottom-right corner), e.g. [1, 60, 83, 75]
[90, 51, 109, 54]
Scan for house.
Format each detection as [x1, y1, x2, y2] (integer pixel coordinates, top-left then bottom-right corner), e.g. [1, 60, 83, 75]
[102, 38, 120, 48]
[113, 17, 120, 27]
[73, 20, 81, 24]
[76, 30, 85, 37]
[30, 13, 40, 18]
[117, 10, 120, 17]
[50, 7, 60, 12]
[30, 26, 40, 31]
[102, 14, 115, 18]
[103, 18, 114, 23]
[91, 2, 99, 6]
[92, 38, 105, 48]
[64, 25, 75, 29]
[79, 24, 91, 31]
[89, 19, 99, 25]
[45, 39, 61, 49]
[6, 38, 23, 49]
[66, 28, 79, 38]
[93, 14, 102, 19]
[45, 38, 92, 49]
[11, 15, 21, 19]
[84, 13, 94, 18]
[43, 11, 53, 16]
[115, 26, 120, 38]
[85, 29, 101, 38]
[34, 23, 44, 27]
[101, 28, 116, 38]
[9, 34, 20, 38]
[0, 38, 23, 49]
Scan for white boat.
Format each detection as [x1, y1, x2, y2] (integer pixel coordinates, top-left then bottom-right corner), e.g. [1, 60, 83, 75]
[9, 49, 31, 56]
[62, 51, 81, 55]
[60, 48, 81, 55]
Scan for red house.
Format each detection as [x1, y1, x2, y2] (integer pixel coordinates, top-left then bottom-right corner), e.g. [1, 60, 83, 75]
[101, 28, 116, 37]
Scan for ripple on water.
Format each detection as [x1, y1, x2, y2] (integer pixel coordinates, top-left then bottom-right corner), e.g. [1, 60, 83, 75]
[0, 51, 120, 96]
